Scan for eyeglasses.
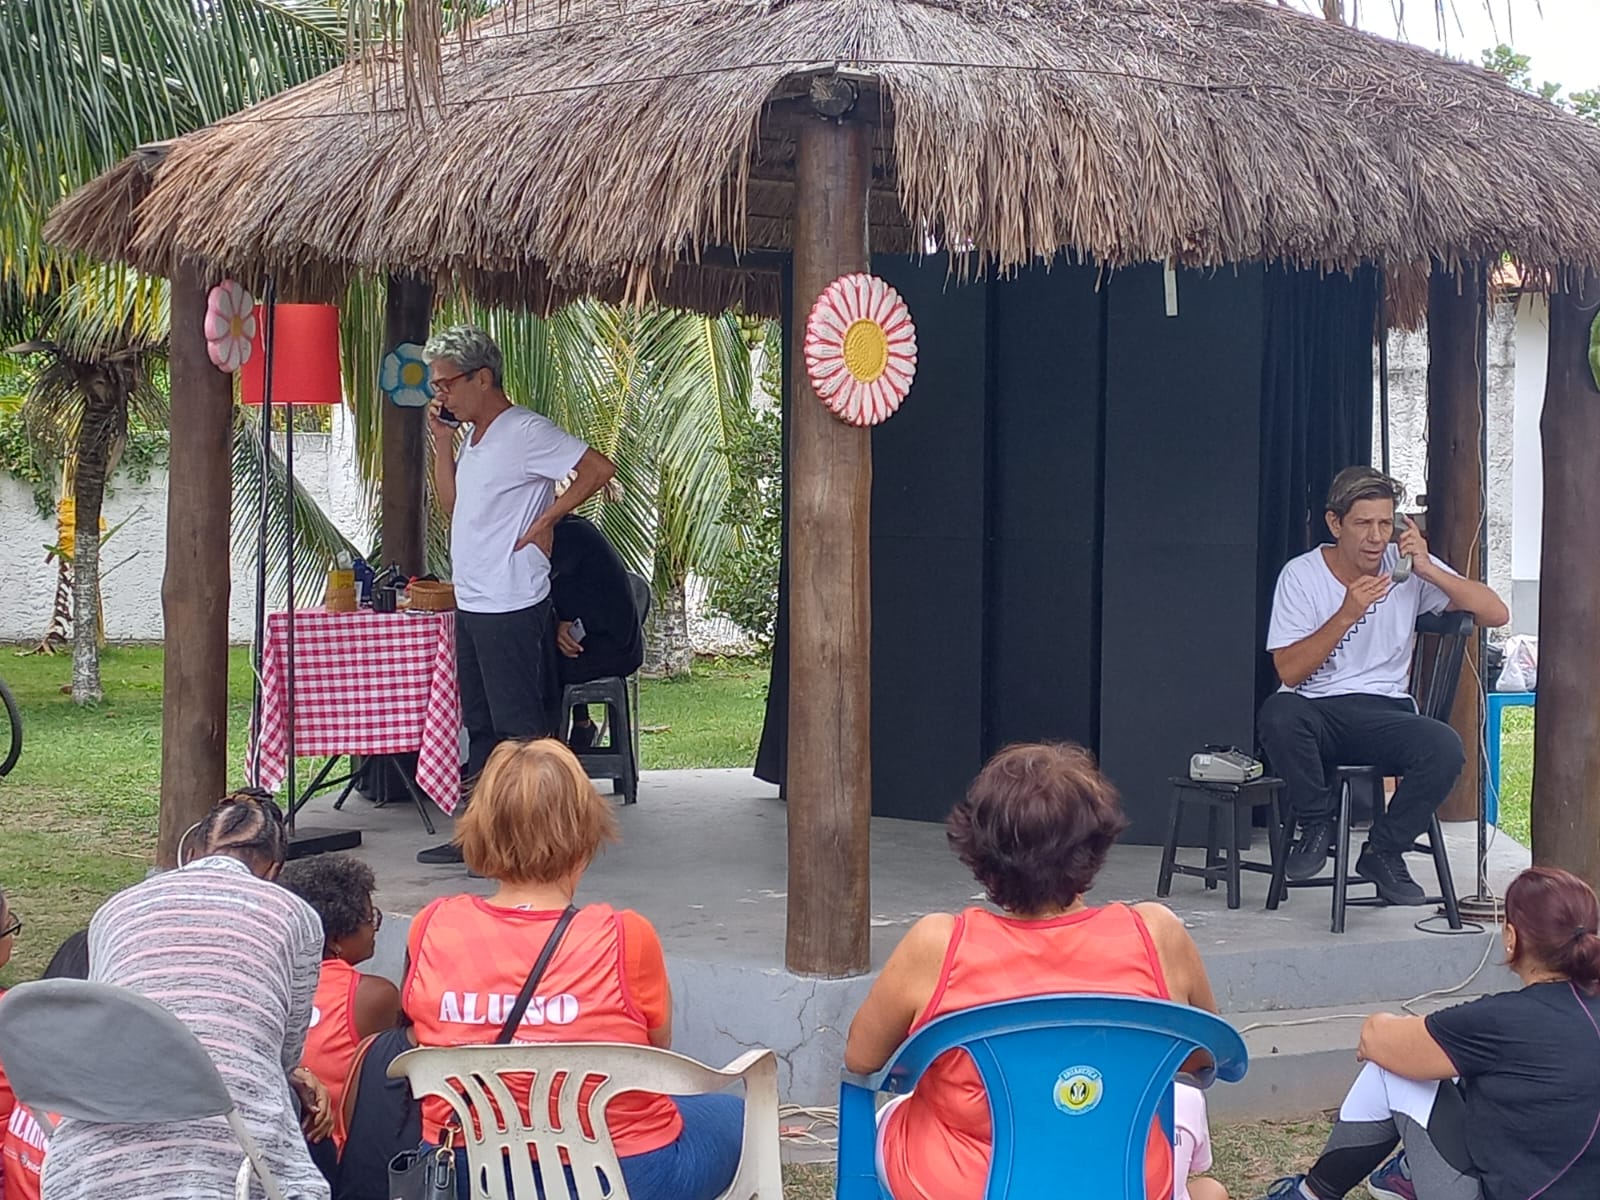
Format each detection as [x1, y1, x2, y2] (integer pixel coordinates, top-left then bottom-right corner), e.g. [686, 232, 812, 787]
[0, 914, 21, 940]
[431, 370, 477, 394]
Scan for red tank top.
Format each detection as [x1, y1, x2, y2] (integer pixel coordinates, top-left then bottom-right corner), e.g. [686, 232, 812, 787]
[880, 905, 1176, 1200]
[303, 958, 363, 1148]
[2, 1103, 47, 1200]
[403, 898, 681, 1156]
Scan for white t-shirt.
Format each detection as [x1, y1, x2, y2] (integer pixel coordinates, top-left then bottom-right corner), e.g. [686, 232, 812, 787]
[1266, 544, 1455, 699]
[450, 406, 588, 613]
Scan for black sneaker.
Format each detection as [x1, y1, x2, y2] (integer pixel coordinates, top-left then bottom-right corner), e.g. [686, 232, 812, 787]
[1356, 843, 1425, 905]
[1285, 818, 1336, 881]
[416, 841, 465, 865]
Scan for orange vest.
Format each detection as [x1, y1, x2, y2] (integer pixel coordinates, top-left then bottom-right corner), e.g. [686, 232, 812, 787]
[1, 1103, 47, 1200]
[303, 958, 363, 1149]
[403, 899, 681, 1157]
[880, 905, 1176, 1200]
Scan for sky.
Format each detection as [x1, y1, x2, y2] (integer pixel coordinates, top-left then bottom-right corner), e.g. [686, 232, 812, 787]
[1359, 0, 1600, 94]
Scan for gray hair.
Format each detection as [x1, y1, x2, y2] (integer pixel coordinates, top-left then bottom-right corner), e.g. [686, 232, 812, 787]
[423, 325, 504, 388]
[1326, 466, 1405, 519]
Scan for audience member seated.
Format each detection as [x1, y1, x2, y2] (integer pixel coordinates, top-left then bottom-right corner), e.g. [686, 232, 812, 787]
[549, 513, 646, 750]
[42, 789, 335, 1200]
[1258, 866, 1600, 1200]
[1259, 467, 1508, 904]
[279, 855, 401, 1178]
[2, 932, 90, 1200]
[402, 738, 742, 1200]
[0, 886, 17, 1197]
[844, 742, 1227, 1200]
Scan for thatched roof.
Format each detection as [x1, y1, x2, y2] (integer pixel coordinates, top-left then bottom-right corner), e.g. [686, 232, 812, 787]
[46, 0, 1600, 315]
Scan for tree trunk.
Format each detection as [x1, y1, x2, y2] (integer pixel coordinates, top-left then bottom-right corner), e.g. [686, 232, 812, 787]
[1531, 272, 1600, 889]
[30, 557, 72, 655]
[1426, 264, 1487, 821]
[70, 386, 119, 705]
[642, 577, 693, 679]
[157, 266, 235, 869]
[785, 111, 873, 978]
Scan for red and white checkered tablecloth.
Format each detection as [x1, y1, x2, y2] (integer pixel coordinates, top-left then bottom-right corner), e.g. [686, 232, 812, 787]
[248, 609, 462, 814]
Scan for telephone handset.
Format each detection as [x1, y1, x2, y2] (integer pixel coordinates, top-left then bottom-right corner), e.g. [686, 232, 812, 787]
[1391, 512, 1414, 583]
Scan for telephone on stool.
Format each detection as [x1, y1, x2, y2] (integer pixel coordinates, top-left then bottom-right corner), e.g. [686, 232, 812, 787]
[1189, 746, 1264, 785]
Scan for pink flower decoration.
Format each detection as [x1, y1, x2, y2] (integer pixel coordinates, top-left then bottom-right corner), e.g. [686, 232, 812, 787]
[204, 281, 257, 373]
[803, 273, 917, 426]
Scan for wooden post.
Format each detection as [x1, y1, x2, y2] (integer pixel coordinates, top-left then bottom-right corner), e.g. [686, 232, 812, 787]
[1426, 263, 1486, 822]
[786, 108, 873, 977]
[156, 265, 235, 868]
[382, 275, 433, 575]
[1531, 271, 1600, 889]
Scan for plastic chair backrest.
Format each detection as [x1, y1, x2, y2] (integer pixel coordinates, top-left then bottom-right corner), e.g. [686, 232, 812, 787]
[0, 978, 236, 1124]
[388, 1041, 781, 1200]
[839, 994, 1247, 1200]
[627, 572, 653, 631]
[1410, 610, 1475, 723]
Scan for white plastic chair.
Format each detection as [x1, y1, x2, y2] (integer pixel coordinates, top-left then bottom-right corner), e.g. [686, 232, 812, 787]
[0, 978, 288, 1200]
[388, 1042, 783, 1200]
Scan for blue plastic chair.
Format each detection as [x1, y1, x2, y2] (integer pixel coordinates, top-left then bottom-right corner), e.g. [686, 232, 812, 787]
[836, 994, 1249, 1200]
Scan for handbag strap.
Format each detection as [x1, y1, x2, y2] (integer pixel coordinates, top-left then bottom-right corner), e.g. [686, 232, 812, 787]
[493, 904, 580, 1045]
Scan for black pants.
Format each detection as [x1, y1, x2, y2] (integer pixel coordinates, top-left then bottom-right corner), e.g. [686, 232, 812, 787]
[554, 644, 644, 729]
[457, 601, 556, 785]
[1257, 691, 1465, 854]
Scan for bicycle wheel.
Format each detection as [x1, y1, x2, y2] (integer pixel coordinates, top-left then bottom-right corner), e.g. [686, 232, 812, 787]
[0, 675, 20, 777]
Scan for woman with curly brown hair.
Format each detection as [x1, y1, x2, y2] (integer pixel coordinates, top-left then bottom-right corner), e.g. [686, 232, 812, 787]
[845, 742, 1225, 1200]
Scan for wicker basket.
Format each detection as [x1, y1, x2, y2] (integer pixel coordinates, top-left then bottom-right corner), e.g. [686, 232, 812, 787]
[406, 580, 456, 611]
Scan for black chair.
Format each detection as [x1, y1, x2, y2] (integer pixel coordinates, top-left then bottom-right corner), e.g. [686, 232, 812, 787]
[558, 572, 652, 804]
[1157, 774, 1287, 910]
[1267, 610, 1470, 933]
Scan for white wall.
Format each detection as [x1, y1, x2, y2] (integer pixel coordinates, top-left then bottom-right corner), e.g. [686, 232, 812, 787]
[0, 408, 373, 644]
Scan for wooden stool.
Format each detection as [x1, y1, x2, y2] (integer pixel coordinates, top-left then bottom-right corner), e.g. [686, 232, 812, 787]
[1157, 776, 1287, 910]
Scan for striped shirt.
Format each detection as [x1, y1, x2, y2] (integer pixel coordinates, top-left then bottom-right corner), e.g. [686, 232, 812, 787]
[42, 856, 329, 1200]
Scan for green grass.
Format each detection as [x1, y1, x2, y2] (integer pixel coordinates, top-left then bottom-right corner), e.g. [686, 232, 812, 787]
[1495, 707, 1533, 848]
[0, 644, 768, 984]
[779, 1116, 1335, 1198]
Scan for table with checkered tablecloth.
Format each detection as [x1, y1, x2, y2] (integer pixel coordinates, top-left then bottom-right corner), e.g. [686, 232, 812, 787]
[248, 609, 462, 814]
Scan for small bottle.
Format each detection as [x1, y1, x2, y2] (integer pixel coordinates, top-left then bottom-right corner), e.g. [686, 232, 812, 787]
[352, 556, 375, 607]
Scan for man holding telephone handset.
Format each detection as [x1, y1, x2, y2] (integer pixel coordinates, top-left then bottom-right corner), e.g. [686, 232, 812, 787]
[1259, 468, 1509, 904]
[417, 326, 616, 865]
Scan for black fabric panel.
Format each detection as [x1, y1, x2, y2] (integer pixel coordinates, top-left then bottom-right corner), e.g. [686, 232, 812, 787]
[868, 256, 989, 821]
[1254, 266, 1379, 711]
[983, 263, 1105, 754]
[1099, 265, 1266, 844]
[754, 260, 793, 790]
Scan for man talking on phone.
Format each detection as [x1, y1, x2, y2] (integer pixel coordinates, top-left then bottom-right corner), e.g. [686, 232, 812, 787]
[417, 325, 616, 865]
[1258, 467, 1509, 904]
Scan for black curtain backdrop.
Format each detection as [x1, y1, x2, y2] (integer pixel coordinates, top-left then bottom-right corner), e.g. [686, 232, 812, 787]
[1253, 266, 1379, 714]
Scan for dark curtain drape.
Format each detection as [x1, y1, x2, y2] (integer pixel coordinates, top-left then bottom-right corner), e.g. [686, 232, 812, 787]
[754, 263, 792, 790]
[1254, 266, 1380, 711]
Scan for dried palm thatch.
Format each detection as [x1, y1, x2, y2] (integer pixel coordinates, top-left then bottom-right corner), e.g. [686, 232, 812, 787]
[46, 0, 1600, 316]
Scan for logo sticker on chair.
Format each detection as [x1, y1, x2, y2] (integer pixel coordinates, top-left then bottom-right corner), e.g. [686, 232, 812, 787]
[1053, 1065, 1103, 1115]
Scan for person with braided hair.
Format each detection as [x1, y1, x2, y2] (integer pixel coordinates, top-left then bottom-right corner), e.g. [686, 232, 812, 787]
[1259, 866, 1600, 1200]
[41, 789, 335, 1200]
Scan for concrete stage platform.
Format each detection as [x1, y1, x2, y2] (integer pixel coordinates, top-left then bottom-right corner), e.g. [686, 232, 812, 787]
[324, 769, 1529, 1115]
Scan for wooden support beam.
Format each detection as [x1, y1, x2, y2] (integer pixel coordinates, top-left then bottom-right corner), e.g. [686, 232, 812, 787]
[785, 114, 873, 977]
[156, 265, 235, 868]
[1426, 263, 1486, 822]
[1532, 271, 1600, 889]
[381, 275, 433, 575]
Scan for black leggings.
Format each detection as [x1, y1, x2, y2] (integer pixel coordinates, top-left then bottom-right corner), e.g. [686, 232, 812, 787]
[1307, 1065, 1479, 1200]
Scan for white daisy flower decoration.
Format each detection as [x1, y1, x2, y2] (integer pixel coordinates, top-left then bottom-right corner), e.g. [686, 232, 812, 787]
[204, 281, 256, 373]
[380, 342, 433, 408]
[803, 273, 917, 426]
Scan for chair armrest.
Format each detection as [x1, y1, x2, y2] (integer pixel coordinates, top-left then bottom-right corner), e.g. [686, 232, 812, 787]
[837, 1078, 886, 1200]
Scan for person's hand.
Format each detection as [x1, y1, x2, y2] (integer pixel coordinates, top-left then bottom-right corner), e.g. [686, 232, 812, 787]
[290, 1067, 335, 1142]
[427, 397, 455, 439]
[1339, 573, 1390, 623]
[514, 518, 553, 556]
[1397, 520, 1433, 578]
[556, 621, 584, 658]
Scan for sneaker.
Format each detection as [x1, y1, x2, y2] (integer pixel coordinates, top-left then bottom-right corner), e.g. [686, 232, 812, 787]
[416, 841, 465, 865]
[1285, 818, 1336, 881]
[1368, 1153, 1416, 1200]
[1257, 1178, 1316, 1200]
[1356, 843, 1426, 905]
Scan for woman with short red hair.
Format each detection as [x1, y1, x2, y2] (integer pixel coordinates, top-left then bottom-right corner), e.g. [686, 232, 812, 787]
[1260, 866, 1600, 1200]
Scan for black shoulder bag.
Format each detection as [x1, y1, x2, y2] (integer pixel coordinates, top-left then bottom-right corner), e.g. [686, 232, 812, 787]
[388, 905, 580, 1200]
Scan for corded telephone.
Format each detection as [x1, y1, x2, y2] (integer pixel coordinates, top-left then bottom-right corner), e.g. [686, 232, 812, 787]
[1392, 512, 1413, 583]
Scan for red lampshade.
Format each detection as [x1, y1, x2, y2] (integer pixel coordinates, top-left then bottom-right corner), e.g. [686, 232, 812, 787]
[240, 303, 343, 407]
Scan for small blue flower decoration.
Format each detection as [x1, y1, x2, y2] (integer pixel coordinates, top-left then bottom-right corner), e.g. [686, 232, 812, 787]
[381, 342, 432, 408]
